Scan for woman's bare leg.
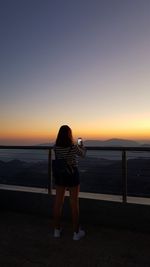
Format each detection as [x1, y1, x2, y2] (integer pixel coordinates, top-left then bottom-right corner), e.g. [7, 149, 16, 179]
[69, 185, 80, 232]
[53, 186, 66, 229]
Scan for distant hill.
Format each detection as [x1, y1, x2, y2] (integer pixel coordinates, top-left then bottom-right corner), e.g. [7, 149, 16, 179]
[141, 144, 150, 147]
[84, 138, 139, 147]
[37, 143, 54, 146]
[38, 139, 150, 147]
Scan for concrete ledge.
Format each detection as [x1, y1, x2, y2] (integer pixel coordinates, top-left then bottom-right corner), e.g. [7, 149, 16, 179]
[1, 189, 150, 232]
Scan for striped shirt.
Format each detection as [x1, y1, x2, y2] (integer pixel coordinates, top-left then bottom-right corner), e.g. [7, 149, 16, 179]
[54, 145, 86, 166]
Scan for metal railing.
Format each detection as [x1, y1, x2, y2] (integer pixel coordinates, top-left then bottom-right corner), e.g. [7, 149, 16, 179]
[0, 145, 150, 203]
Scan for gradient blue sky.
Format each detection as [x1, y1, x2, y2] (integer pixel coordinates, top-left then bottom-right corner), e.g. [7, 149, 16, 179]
[1, 0, 150, 144]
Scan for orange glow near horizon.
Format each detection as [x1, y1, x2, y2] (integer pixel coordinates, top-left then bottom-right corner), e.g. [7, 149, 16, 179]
[1, 126, 150, 145]
[0, 114, 150, 145]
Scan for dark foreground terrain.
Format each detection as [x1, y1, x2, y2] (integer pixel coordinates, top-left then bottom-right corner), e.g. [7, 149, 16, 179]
[0, 157, 150, 197]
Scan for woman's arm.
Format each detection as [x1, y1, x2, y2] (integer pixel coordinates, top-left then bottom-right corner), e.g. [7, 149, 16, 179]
[74, 144, 86, 157]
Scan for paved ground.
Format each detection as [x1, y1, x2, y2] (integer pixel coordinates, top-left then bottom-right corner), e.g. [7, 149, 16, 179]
[0, 210, 150, 267]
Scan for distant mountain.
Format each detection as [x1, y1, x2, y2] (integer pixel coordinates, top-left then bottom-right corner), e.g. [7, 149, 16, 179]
[84, 138, 140, 147]
[37, 138, 150, 147]
[84, 140, 104, 146]
[141, 144, 150, 147]
[37, 143, 54, 146]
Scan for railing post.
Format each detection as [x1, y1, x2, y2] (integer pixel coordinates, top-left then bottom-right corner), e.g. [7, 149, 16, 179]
[48, 149, 52, 194]
[122, 150, 127, 203]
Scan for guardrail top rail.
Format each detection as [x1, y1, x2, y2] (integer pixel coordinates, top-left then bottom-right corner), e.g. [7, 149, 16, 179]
[0, 145, 150, 151]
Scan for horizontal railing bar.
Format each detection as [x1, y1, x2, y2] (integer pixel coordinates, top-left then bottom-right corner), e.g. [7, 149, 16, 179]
[85, 146, 150, 151]
[0, 145, 150, 151]
[0, 146, 51, 150]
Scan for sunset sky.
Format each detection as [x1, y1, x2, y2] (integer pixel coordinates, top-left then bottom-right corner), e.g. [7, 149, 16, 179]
[1, 0, 150, 145]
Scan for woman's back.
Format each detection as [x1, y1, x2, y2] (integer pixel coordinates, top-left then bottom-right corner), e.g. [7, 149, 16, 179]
[54, 145, 85, 166]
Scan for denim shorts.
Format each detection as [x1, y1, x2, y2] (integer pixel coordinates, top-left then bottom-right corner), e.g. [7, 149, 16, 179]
[54, 166, 80, 187]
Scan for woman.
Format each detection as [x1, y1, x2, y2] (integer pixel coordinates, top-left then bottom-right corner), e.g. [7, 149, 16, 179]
[52, 125, 86, 240]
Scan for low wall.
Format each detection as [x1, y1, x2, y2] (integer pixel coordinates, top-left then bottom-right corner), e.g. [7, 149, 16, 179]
[1, 189, 150, 232]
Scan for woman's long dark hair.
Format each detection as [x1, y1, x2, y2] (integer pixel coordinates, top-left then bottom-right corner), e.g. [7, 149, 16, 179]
[55, 125, 74, 147]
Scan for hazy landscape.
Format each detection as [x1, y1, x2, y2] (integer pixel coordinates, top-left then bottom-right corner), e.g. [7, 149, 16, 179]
[0, 139, 150, 197]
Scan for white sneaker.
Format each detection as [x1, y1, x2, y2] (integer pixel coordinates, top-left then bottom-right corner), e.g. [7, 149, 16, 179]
[54, 228, 61, 238]
[73, 229, 85, 241]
